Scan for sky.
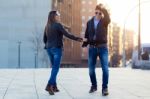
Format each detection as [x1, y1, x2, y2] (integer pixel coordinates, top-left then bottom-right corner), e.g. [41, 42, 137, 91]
[98, 0, 150, 44]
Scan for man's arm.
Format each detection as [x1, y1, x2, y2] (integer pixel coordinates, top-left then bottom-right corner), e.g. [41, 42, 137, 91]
[82, 23, 89, 47]
[102, 8, 111, 27]
[84, 22, 89, 39]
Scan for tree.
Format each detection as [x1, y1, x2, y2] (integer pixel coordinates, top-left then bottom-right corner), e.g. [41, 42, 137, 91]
[29, 26, 49, 68]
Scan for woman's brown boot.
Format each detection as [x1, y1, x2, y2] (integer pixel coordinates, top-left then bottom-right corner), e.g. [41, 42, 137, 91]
[53, 85, 60, 92]
[45, 85, 54, 95]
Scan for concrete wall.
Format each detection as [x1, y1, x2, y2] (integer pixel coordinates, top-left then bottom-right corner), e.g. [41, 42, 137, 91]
[0, 0, 51, 68]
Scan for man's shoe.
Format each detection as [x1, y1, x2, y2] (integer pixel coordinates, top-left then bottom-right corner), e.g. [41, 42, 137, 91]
[89, 86, 97, 93]
[53, 86, 60, 92]
[102, 88, 109, 96]
[45, 85, 55, 95]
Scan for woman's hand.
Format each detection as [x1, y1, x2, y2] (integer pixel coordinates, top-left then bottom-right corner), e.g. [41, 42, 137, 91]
[77, 38, 83, 42]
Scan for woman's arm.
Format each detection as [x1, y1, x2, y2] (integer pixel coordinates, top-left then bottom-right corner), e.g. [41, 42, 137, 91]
[43, 27, 47, 44]
[58, 23, 82, 42]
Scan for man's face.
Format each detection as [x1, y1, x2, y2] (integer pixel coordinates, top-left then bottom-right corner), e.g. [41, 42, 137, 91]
[95, 10, 102, 19]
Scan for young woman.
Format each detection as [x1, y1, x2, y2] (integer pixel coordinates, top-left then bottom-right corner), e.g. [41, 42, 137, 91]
[43, 11, 82, 95]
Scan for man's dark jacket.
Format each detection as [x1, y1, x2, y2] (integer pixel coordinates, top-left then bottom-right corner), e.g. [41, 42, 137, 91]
[83, 8, 111, 47]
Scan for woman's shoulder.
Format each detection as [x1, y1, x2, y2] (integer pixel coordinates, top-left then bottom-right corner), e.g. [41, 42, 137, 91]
[87, 17, 94, 25]
[51, 22, 62, 29]
[54, 22, 64, 30]
[53, 22, 62, 26]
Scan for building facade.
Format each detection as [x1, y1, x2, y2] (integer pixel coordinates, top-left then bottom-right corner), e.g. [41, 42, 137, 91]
[52, 0, 82, 67]
[0, 0, 51, 68]
[108, 23, 122, 67]
[125, 29, 134, 60]
[108, 22, 135, 67]
[80, 0, 97, 67]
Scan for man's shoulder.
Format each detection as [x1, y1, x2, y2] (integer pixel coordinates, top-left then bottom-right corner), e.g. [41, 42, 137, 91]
[87, 17, 94, 24]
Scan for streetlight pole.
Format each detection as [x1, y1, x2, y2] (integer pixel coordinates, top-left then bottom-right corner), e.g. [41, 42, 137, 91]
[138, 0, 141, 60]
[35, 48, 38, 68]
[122, 24, 126, 67]
[18, 41, 21, 68]
[34, 52, 37, 68]
[122, 0, 150, 67]
[122, 0, 144, 67]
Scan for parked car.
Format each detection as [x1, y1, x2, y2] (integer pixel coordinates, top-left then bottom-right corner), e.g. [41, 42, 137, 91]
[132, 44, 150, 69]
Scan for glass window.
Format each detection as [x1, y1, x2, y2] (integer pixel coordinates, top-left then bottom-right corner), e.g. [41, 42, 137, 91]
[89, 9, 92, 12]
[82, 1, 85, 4]
[82, 23, 85, 27]
[82, 9, 85, 12]
[82, 16, 85, 20]
[89, 1, 92, 5]
[88, 16, 92, 20]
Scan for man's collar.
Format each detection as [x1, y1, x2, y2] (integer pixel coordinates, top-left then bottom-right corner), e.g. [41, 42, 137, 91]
[94, 16, 100, 21]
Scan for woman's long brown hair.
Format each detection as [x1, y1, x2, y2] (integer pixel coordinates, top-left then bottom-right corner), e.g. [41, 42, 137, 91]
[45, 11, 57, 35]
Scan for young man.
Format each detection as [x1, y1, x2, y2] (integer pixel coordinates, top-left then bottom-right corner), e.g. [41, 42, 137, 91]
[82, 4, 110, 96]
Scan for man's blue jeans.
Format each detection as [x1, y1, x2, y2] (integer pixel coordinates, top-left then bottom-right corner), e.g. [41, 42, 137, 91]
[88, 47, 109, 89]
[46, 48, 62, 86]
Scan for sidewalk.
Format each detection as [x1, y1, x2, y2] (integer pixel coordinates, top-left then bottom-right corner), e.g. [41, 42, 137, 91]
[0, 68, 150, 99]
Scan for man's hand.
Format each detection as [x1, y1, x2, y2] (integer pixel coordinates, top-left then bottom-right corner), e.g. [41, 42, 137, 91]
[82, 41, 89, 47]
[81, 38, 88, 47]
[98, 3, 104, 9]
[83, 38, 88, 42]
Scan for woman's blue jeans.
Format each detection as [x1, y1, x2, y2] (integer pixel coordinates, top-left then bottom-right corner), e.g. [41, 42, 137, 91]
[46, 48, 62, 86]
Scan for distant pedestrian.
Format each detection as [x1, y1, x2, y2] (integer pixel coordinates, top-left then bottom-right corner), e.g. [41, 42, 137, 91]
[43, 11, 82, 95]
[82, 4, 110, 96]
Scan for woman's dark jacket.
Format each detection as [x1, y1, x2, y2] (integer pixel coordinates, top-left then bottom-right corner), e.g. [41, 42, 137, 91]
[43, 22, 80, 48]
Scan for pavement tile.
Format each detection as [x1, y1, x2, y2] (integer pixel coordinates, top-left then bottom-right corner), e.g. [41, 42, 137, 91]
[0, 68, 150, 99]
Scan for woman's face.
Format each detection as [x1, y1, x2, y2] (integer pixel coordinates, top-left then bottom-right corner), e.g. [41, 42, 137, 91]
[55, 15, 60, 22]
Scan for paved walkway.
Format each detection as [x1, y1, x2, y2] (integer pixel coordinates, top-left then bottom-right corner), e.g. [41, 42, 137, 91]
[0, 68, 150, 99]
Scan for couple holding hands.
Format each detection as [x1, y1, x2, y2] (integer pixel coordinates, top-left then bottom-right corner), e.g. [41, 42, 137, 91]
[43, 3, 110, 96]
